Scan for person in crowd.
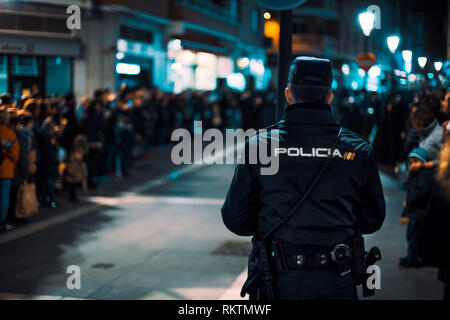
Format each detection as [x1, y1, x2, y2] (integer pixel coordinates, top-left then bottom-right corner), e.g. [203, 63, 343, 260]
[7, 111, 32, 223]
[39, 132, 59, 208]
[60, 93, 80, 153]
[64, 134, 88, 202]
[374, 95, 399, 166]
[435, 138, 450, 300]
[399, 148, 435, 267]
[0, 107, 20, 231]
[80, 100, 104, 189]
[117, 115, 135, 177]
[410, 99, 443, 167]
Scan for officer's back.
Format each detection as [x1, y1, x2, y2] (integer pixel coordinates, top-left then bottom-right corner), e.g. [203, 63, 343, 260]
[221, 57, 386, 300]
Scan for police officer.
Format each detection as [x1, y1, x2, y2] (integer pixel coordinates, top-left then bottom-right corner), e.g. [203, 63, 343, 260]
[221, 57, 386, 300]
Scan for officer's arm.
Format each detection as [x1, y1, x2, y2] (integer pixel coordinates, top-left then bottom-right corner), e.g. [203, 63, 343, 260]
[359, 155, 386, 234]
[221, 163, 260, 236]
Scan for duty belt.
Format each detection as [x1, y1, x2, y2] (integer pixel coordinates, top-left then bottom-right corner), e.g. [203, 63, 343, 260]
[271, 241, 353, 271]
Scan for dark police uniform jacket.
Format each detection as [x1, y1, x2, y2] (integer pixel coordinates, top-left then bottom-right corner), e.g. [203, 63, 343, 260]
[221, 102, 386, 247]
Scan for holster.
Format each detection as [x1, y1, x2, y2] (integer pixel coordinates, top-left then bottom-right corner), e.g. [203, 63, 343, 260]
[240, 237, 275, 301]
[353, 232, 382, 297]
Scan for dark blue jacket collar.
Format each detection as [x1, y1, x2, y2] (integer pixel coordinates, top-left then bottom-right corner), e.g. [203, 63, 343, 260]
[282, 102, 337, 125]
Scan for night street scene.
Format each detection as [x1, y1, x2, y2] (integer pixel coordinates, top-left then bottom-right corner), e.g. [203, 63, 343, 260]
[0, 0, 449, 308]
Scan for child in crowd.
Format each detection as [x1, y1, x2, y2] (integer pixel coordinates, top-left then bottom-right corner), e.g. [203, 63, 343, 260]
[63, 134, 88, 202]
[400, 148, 435, 267]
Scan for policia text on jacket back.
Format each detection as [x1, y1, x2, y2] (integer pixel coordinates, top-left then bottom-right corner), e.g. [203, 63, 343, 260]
[221, 56, 386, 300]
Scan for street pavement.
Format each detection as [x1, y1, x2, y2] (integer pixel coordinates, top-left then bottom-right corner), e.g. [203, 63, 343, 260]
[0, 146, 445, 300]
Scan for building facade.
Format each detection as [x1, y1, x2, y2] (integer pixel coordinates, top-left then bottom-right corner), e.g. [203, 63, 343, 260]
[263, 0, 447, 93]
[0, 0, 269, 99]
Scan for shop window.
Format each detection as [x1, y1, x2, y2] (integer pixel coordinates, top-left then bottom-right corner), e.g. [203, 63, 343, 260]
[11, 56, 39, 76]
[46, 57, 72, 96]
[195, 52, 218, 91]
[0, 56, 7, 94]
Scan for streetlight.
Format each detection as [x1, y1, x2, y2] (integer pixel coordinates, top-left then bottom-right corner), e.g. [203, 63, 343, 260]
[418, 57, 427, 69]
[387, 36, 400, 54]
[358, 11, 375, 90]
[358, 11, 375, 37]
[402, 50, 413, 74]
[434, 61, 443, 72]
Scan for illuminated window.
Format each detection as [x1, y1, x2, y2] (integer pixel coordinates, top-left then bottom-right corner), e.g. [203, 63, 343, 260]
[0, 56, 7, 94]
[195, 66, 217, 91]
[217, 56, 234, 78]
[176, 50, 197, 66]
[46, 57, 72, 96]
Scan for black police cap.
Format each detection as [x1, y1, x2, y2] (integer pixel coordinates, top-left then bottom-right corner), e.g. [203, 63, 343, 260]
[288, 56, 332, 88]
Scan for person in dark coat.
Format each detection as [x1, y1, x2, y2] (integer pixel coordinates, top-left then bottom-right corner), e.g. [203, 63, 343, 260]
[373, 96, 399, 166]
[399, 148, 435, 267]
[80, 101, 104, 189]
[60, 93, 80, 153]
[7, 115, 31, 222]
[39, 132, 59, 208]
[222, 57, 385, 300]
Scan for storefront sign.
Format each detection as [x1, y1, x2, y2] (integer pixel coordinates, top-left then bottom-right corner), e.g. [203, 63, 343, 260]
[0, 42, 34, 54]
[0, 39, 81, 57]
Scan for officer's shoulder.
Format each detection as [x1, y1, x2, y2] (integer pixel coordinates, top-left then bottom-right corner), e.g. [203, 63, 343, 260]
[247, 121, 286, 144]
[340, 127, 374, 155]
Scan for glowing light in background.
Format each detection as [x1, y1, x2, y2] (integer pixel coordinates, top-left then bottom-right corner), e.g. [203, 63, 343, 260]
[117, 39, 127, 52]
[176, 50, 196, 66]
[168, 39, 182, 51]
[264, 20, 280, 49]
[386, 36, 400, 54]
[263, 12, 271, 20]
[358, 68, 366, 78]
[341, 64, 350, 75]
[402, 50, 413, 74]
[351, 81, 358, 90]
[250, 59, 265, 76]
[358, 11, 375, 36]
[332, 79, 338, 90]
[368, 65, 381, 78]
[226, 73, 246, 92]
[427, 73, 434, 79]
[116, 52, 125, 60]
[217, 56, 234, 78]
[195, 52, 218, 91]
[116, 63, 140, 75]
[418, 57, 427, 69]
[402, 50, 413, 62]
[434, 61, 443, 72]
[237, 57, 250, 69]
[408, 74, 417, 82]
[171, 63, 182, 71]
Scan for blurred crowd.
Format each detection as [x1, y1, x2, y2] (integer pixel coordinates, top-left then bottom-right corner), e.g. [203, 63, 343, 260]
[334, 86, 450, 299]
[0, 85, 276, 231]
[1, 80, 449, 298]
